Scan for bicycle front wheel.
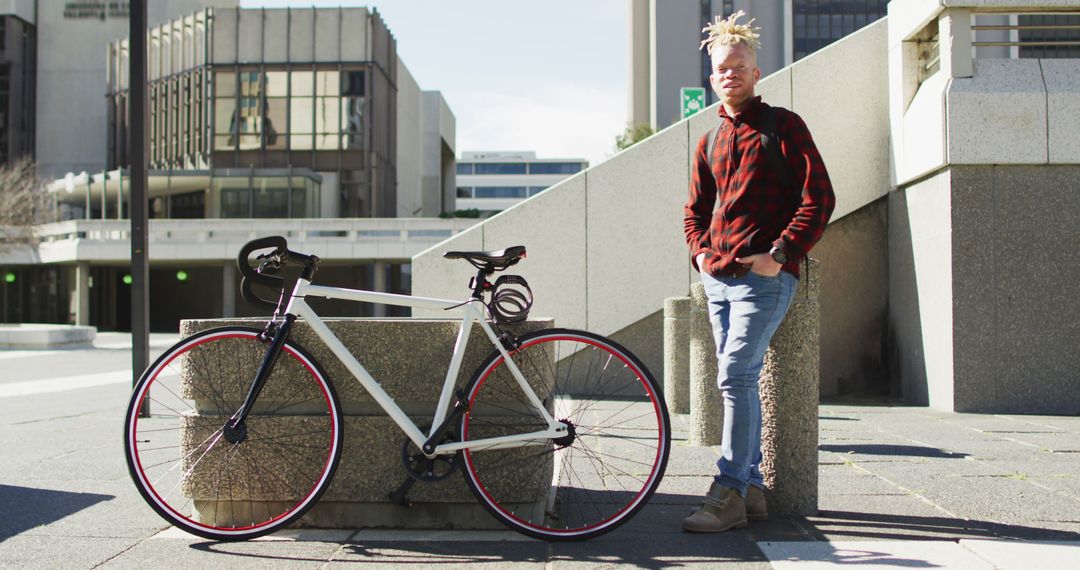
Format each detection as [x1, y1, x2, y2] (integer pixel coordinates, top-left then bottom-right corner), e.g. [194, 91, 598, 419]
[123, 326, 343, 541]
[459, 328, 670, 540]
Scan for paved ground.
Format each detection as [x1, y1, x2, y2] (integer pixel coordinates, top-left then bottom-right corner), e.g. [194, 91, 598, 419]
[2, 332, 1079, 568]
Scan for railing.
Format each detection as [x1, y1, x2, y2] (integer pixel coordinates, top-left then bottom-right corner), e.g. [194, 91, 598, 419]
[3, 218, 479, 264]
[901, 4, 1080, 80]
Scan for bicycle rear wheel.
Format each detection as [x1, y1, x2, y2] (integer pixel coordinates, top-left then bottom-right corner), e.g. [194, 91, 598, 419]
[459, 328, 670, 540]
[123, 326, 343, 541]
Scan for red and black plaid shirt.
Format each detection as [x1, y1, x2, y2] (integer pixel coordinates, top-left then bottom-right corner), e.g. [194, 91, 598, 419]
[684, 97, 835, 279]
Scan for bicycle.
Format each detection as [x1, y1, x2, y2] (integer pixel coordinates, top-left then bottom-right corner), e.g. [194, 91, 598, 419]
[123, 235, 670, 541]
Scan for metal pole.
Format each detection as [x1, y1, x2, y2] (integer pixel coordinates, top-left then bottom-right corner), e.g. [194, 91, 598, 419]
[130, 0, 151, 407]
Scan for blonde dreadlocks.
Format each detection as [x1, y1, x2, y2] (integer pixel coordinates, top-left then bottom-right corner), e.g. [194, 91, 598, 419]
[700, 10, 761, 54]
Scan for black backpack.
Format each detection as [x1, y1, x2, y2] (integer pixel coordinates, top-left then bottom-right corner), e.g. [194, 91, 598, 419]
[704, 105, 794, 190]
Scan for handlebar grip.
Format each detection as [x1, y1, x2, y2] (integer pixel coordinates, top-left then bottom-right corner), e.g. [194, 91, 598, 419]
[237, 236, 288, 312]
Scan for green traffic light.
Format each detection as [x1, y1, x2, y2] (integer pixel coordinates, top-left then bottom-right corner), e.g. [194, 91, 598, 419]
[176, 270, 189, 282]
[123, 274, 133, 285]
[3, 272, 14, 284]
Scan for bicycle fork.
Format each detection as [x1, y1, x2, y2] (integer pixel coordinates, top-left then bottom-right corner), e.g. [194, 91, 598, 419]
[222, 314, 297, 444]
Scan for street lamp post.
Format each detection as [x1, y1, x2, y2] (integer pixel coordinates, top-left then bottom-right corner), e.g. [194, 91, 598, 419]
[130, 0, 150, 410]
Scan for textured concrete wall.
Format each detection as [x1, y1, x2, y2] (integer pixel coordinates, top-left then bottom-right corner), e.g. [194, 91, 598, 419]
[888, 170, 954, 409]
[812, 199, 890, 397]
[181, 317, 553, 528]
[950, 165, 1080, 414]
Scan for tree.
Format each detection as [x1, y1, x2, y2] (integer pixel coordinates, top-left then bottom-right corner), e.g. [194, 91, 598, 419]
[615, 123, 656, 152]
[0, 158, 51, 251]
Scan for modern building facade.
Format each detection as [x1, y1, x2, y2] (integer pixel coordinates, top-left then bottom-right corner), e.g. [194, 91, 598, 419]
[455, 151, 586, 215]
[0, 6, 460, 331]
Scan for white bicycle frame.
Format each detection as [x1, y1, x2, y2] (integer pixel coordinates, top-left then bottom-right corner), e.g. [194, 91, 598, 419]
[282, 277, 567, 457]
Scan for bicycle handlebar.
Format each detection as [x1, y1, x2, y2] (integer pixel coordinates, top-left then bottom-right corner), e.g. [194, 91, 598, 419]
[237, 236, 318, 312]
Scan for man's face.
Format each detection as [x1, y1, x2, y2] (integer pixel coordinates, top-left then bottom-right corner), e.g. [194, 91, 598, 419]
[709, 43, 760, 109]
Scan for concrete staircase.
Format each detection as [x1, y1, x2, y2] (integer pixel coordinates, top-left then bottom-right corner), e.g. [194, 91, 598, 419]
[412, 20, 891, 377]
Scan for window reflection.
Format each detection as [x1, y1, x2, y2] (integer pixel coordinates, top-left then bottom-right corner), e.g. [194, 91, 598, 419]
[213, 67, 365, 153]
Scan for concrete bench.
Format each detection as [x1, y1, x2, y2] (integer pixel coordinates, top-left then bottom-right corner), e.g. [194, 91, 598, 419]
[664, 259, 820, 516]
[180, 317, 553, 530]
[0, 324, 96, 349]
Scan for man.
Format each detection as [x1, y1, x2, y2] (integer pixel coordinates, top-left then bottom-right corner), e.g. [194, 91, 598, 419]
[682, 11, 834, 533]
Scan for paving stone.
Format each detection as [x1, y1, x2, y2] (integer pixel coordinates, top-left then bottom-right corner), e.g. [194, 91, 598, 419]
[960, 539, 1080, 570]
[760, 540, 996, 569]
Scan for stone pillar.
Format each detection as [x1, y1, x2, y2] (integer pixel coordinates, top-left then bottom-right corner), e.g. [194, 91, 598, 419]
[689, 282, 723, 446]
[372, 261, 388, 318]
[663, 296, 691, 415]
[759, 259, 820, 516]
[222, 261, 236, 318]
[73, 262, 90, 326]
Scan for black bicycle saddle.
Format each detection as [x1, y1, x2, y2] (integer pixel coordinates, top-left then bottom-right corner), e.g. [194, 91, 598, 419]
[443, 246, 527, 269]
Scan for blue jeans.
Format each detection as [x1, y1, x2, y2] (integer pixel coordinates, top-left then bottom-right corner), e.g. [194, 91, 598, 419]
[700, 269, 798, 497]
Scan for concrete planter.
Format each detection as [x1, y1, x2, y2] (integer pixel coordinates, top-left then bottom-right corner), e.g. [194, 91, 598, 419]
[179, 317, 554, 529]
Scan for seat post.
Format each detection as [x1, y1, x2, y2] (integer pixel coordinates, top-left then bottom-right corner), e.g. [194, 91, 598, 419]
[470, 265, 494, 299]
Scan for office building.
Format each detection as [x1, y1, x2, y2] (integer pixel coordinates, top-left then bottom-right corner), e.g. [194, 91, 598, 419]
[455, 151, 586, 215]
[0, 6, 459, 330]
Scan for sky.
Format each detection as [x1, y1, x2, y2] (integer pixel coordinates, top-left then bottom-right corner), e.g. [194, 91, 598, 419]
[238, 0, 630, 166]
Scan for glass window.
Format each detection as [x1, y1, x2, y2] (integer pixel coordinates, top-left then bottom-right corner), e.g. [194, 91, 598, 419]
[315, 71, 339, 96]
[291, 71, 313, 97]
[314, 132, 339, 151]
[265, 71, 288, 97]
[265, 99, 286, 149]
[290, 97, 313, 133]
[314, 97, 341, 133]
[456, 163, 474, 175]
[220, 187, 249, 217]
[290, 134, 312, 150]
[457, 187, 473, 198]
[474, 186, 527, 198]
[475, 163, 527, 175]
[528, 162, 582, 175]
[239, 71, 260, 96]
[528, 186, 547, 196]
[341, 70, 365, 96]
[215, 71, 235, 97]
[344, 97, 363, 135]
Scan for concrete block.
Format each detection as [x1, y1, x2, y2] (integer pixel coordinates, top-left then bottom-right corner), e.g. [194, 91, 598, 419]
[180, 318, 553, 405]
[759, 260, 819, 516]
[482, 174, 587, 330]
[586, 120, 689, 335]
[177, 318, 555, 529]
[947, 59, 1047, 165]
[688, 282, 722, 446]
[792, 19, 890, 221]
[663, 296, 691, 415]
[1043, 59, 1080, 164]
[0, 324, 97, 349]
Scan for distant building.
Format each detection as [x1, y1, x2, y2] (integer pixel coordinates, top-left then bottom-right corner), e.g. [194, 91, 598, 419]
[0, 6, 459, 330]
[630, 0, 890, 130]
[455, 151, 586, 215]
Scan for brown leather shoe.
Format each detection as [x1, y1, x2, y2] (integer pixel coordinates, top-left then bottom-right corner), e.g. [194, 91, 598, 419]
[746, 485, 768, 521]
[681, 483, 747, 533]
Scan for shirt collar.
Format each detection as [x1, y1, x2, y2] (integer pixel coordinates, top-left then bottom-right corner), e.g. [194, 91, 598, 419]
[717, 96, 765, 122]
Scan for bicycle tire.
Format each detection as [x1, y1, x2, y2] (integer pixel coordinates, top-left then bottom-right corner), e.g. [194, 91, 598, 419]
[123, 326, 343, 541]
[458, 328, 670, 540]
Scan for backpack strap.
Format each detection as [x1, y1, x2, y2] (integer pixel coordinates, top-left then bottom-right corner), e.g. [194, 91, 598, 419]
[759, 106, 796, 191]
[705, 123, 722, 174]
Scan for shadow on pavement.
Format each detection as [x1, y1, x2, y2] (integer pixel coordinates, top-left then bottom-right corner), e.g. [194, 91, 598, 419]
[818, 444, 968, 459]
[804, 510, 1080, 541]
[0, 484, 113, 541]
